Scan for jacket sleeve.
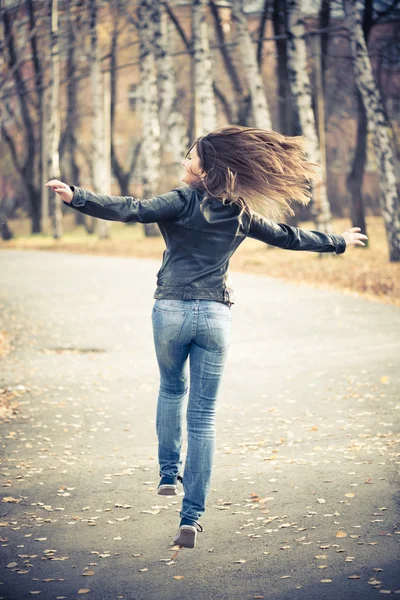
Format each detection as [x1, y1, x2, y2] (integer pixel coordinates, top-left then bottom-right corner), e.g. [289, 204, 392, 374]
[62, 186, 187, 223]
[248, 213, 347, 254]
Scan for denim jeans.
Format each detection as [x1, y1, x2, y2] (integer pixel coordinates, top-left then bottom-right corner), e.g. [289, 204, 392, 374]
[151, 298, 232, 523]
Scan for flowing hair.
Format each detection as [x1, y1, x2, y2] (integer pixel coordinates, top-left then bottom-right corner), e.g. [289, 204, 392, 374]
[186, 125, 321, 221]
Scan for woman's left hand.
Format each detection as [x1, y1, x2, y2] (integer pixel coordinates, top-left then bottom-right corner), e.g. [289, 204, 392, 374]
[341, 227, 368, 248]
[45, 179, 74, 204]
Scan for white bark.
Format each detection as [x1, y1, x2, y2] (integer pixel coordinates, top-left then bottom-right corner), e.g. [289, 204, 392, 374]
[344, 0, 400, 262]
[286, 0, 332, 232]
[138, 0, 161, 237]
[153, 2, 188, 178]
[231, 0, 271, 129]
[48, 0, 62, 239]
[192, 0, 217, 136]
[89, 0, 110, 239]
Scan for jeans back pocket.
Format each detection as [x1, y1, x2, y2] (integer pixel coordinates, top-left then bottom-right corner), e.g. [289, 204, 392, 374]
[152, 306, 187, 344]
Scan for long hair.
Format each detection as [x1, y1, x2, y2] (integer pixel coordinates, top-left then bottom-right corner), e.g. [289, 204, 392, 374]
[186, 125, 321, 221]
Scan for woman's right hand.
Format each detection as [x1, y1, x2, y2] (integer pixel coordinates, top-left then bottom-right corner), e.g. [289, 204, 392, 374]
[341, 227, 368, 248]
[45, 179, 74, 204]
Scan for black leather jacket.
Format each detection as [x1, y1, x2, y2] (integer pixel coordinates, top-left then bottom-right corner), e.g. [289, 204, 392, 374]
[64, 185, 346, 306]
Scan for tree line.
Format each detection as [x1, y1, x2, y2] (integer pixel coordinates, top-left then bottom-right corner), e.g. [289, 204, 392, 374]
[0, 0, 399, 260]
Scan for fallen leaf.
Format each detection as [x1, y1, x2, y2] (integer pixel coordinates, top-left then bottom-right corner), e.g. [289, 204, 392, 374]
[77, 590, 90, 595]
[380, 376, 389, 385]
[82, 571, 95, 576]
[317, 499, 326, 504]
[235, 559, 246, 563]
[336, 531, 347, 538]
[320, 579, 333, 583]
[2, 496, 21, 503]
[7, 562, 18, 568]
[345, 493, 355, 498]
[138, 568, 148, 573]
[349, 575, 361, 579]
[173, 576, 184, 580]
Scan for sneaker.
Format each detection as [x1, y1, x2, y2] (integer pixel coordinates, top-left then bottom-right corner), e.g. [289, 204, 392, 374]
[173, 520, 203, 549]
[157, 474, 183, 496]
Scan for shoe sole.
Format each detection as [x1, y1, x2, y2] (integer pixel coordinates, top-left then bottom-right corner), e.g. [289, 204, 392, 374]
[157, 484, 178, 496]
[173, 525, 197, 548]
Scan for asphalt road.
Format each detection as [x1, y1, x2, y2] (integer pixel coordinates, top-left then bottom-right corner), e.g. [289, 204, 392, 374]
[0, 249, 399, 600]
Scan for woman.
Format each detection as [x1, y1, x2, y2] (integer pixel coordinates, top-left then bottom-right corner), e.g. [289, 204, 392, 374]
[46, 125, 367, 549]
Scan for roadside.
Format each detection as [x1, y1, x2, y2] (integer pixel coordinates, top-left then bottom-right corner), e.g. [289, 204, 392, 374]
[1, 215, 399, 306]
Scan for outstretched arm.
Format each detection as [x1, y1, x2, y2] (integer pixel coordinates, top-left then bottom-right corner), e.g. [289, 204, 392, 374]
[248, 213, 367, 253]
[45, 179, 187, 223]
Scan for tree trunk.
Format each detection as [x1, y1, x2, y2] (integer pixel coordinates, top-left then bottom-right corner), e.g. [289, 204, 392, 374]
[273, 0, 293, 135]
[153, 3, 188, 180]
[192, 0, 217, 136]
[232, 0, 271, 129]
[0, 205, 14, 240]
[346, 0, 372, 243]
[48, 0, 63, 239]
[137, 0, 161, 237]
[344, 0, 400, 261]
[89, 0, 110, 239]
[286, 0, 333, 233]
[319, 0, 330, 90]
[63, 0, 83, 227]
[346, 94, 367, 235]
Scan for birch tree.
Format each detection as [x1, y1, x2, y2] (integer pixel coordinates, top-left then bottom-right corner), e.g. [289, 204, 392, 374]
[60, 0, 82, 228]
[153, 2, 188, 180]
[192, 0, 217, 136]
[231, 0, 271, 129]
[89, 0, 110, 239]
[286, 0, 333, 233]
[344, 0, 400, 261]
[137, 0, 161, 237]
[47, 0, 63, 239]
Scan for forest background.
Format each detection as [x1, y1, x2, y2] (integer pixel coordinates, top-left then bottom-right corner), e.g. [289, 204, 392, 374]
[0, 0, 399, 305]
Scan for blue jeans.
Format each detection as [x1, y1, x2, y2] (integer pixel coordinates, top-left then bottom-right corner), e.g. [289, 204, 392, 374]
[151, 298, 232, 523]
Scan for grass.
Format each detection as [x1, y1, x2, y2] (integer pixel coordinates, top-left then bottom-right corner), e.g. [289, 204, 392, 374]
[1, 214, 399, 307]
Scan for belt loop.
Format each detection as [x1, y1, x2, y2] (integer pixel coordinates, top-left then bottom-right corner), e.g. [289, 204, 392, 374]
[183, 286, 191, 300]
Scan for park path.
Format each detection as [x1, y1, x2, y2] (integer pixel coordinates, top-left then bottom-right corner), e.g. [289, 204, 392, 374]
[0, 249, 399, 600]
